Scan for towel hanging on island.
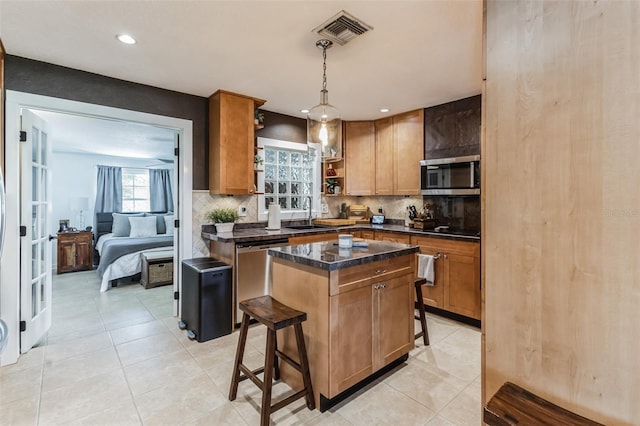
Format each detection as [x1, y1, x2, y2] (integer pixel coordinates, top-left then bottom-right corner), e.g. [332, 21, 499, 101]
[417, 254, 435, 286]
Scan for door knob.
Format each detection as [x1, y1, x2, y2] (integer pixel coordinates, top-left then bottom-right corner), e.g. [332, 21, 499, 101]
[48, 235, 57, 241]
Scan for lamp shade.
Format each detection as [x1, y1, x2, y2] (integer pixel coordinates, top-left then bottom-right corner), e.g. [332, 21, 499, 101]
[307, 94, 342, 162]
[69, 197, 89, 211]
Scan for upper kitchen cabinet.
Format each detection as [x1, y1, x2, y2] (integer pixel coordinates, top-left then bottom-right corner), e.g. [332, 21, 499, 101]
[209, 90, 266, 195]
[345, 110, 423, 196]
[424, 95, 481, 159]
[344, 121, 376, 196]
[392, 109, 424, 195]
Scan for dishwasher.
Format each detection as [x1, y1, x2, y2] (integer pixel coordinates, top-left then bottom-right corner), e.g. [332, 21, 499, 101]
[235, 238, 289, 325]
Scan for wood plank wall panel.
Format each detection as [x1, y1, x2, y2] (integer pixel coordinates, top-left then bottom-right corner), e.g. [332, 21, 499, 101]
[483, 1, 640, 424]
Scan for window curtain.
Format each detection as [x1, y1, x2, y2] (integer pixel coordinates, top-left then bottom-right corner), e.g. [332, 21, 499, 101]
[93, 165, 122, 239]
[149, 169, 174, 212]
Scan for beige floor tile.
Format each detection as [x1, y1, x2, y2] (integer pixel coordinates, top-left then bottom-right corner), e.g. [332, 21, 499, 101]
[382, 361, 468, 412]
[202, 349, 264, 393]
[115, 331, 183, 366]
[232, 380, 321, 426]
[124, 349, 204, 396]
[191, 402, 249, 426]
[46, 323, 107, 345]
[109, 319, 168, 345]
[414, 341, 480, 382]
[134, 374, 228, 424]
[424, 415, 457, 426]
[0, 346, 44, 375]
[38, 370, 132, 425]
[438, 389, 482, 426]
[42, 346, 121, 393]
[101, 309, 156, 331]
[302, 411, 355, 425]
[0, 365, 42, 405]
[332, 381, 435, 426]
[44, 331, 113, 363]
[65, 400, 142, 426]
[0, 396, 39, 426]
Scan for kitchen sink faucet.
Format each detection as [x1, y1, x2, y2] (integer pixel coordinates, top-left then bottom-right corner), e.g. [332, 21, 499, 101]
[304, 195, 313, 226]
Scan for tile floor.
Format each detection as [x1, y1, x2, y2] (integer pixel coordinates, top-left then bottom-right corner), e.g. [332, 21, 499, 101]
[0, 270, 482, 425]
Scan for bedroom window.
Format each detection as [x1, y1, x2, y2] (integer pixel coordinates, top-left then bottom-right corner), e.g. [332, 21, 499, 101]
[256, 137, 321, 221]
[122, 168, 150, 212]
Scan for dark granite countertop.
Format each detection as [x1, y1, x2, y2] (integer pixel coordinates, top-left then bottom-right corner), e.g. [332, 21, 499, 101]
[201, 222, 480, 244]
[268, 240, 419, 271]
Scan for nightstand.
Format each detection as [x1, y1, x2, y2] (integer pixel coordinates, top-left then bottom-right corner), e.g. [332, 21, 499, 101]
[57, 231, 93, 274]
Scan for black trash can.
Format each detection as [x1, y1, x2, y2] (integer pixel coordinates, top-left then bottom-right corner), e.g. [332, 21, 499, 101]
[181, 258, 233, 342]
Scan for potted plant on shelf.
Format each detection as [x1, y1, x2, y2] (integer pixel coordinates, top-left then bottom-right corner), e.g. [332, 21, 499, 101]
[206, 208, 239, 233]
[254, 154, 264, 170]
[254, 110, 265, 126]
[325, 178, 339, 195]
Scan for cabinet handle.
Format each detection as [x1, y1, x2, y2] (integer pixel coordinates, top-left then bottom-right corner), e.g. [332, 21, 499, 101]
[380, 283, 386, 289]
[374, 269, 387, 275]
[444, 254, 448, 259]
[433, 253, 442, 260]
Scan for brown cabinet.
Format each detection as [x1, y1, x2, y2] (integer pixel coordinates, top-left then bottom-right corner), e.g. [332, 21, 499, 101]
[393, 109, 424, 195]
[344, 110, 424, 196]
[410, 235, 480, 320]
[288, 232, 337, 245]
[360, 230, 375, 240]
[374, 231, 411, 244]
[344, 121, 375, 196]
[209, 90, 266, 195]
[57, 231, 93, 274]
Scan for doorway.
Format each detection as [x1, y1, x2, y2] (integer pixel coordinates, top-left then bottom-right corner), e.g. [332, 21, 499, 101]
[1, 91, 193, 366]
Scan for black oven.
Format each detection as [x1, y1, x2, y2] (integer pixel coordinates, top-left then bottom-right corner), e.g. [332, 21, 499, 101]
[420, 155, 480, 195]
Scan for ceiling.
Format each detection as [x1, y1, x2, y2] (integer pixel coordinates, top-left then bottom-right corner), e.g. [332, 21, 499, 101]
[0, 0, 483, 122]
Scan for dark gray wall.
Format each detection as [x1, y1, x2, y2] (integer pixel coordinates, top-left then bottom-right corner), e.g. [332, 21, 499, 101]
[256, 110, 306, 144]
[4, 55, 210, 189]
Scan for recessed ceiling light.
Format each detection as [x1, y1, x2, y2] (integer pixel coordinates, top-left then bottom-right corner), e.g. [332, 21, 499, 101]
[380, 108, 390, 113]
[301, 109, 309, 114]
[116, 34, 136, 45]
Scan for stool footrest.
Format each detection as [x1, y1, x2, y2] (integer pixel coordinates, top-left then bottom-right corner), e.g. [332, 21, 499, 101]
[270, 389, 308, 413]
[239, 364, 265, 390]
[275, 349, 303, 373]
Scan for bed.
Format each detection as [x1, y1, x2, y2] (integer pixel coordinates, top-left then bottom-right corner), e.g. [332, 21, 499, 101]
[95, 212, 174, 292]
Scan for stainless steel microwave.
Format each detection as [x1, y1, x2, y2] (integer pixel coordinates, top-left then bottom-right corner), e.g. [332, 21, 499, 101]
[420, 155, 480, 195]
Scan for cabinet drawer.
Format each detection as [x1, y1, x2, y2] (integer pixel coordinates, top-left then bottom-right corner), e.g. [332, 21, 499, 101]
[335, 255, 413, 294]
[410, 235, 479, 257]
[374, 232, 411, 244]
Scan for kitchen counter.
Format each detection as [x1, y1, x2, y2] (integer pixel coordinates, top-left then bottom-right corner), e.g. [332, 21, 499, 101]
[268, 239, 418, 271]
[270, 240, 416, 411]
[201, 222, 480, 244]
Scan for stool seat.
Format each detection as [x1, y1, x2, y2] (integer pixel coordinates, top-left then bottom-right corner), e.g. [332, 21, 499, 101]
[240, 295, 307, 331]
[230, 295, 315, 426]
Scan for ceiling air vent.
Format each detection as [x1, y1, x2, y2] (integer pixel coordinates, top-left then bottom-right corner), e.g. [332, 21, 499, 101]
[312, 10, 373, 46]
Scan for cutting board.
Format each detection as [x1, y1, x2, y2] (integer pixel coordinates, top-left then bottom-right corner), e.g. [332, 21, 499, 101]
[314, 218, 357, 226]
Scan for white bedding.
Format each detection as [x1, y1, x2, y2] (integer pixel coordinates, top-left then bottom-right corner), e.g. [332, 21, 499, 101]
[97, 233, 174, 292]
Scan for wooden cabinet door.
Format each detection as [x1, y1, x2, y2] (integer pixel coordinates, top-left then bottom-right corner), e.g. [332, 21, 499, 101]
[360, 230, 375, 240]
[410, 236, 446, 309]
[344, 121, 375, 196]
[209, 90, 264, 195]
[288, 232, 336, 245]
[57, 238, 75, 274]
[374, 117, 394, 195]
[375, 275, 413, 369]
[444, 253, 480, 319]
[75, 235, 93, 270]
[330, 284, 374, 394]
[393, 109, 424, 195]
[374, 232, 411, 244]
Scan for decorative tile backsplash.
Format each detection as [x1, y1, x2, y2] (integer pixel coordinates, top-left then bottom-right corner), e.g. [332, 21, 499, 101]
[191, 191, 480, 256]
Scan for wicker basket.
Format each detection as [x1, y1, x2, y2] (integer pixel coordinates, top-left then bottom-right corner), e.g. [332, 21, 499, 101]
[141, 254, 173, 289]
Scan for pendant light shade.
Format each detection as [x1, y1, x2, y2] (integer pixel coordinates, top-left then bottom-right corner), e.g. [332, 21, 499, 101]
[307, 39, 342, 162]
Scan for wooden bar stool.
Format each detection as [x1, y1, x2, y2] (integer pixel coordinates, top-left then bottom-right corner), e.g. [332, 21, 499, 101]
[229, 295, 315, 426]
[414, 278, 430, 346]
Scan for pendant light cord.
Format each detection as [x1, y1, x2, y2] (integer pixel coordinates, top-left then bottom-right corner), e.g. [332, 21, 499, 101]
[322, 46, 328, 93]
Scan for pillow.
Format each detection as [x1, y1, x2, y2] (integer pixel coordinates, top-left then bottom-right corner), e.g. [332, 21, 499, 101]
[112, 213, 144, 237]
[129, 216, 158, 238]
[164, 215, 175, 236]
[145, 213, 167, 234]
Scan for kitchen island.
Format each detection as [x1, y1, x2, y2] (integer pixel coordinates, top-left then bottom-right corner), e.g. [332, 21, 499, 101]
[268, 240, 419, 411]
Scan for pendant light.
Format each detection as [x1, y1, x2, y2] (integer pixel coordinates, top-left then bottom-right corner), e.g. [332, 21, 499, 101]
[307, 39, 342, 162]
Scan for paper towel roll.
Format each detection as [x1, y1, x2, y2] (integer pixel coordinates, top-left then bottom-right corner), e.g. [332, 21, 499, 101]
[267, 203, 281, 230]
